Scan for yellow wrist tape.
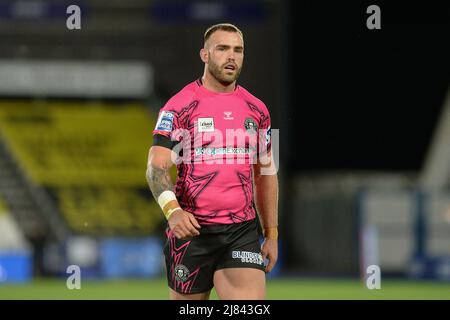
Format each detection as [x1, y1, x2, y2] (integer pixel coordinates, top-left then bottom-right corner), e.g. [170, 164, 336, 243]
[264, 227, 278, 240]
[165, 206, 182, 220]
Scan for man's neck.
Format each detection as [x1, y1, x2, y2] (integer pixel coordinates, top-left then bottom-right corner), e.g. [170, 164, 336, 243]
[201, 72, 236, 93]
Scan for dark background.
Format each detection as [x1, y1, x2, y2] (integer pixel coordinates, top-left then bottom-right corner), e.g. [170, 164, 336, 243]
[286, 1, 450, 172]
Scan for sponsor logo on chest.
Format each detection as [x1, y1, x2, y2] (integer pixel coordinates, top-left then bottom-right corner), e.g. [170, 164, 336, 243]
[197, 117, 215, 132]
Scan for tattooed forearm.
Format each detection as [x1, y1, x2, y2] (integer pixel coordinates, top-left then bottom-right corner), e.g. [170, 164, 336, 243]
[146, 165, 174, 201]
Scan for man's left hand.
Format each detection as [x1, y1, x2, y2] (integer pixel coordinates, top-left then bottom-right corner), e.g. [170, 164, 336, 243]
[261, 238, 278, 273]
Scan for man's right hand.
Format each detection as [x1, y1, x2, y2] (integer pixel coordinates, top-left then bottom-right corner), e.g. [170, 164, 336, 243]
[168, 210, 201, 239]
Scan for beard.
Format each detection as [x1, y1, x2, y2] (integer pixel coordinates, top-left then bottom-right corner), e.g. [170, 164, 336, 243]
[208, 59, 242, 86]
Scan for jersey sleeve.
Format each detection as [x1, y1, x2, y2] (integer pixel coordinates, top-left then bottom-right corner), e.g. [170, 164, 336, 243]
[153, 105, 178, 138]
[152, 103, 181, 149]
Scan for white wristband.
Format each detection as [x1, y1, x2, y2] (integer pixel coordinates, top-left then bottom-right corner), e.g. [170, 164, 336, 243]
[157, 190, 178, 210]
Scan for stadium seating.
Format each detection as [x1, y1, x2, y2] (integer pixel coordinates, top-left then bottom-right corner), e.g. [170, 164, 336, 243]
[0, 101, 164, 235]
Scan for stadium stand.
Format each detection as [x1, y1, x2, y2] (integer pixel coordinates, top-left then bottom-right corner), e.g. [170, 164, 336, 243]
[0, 101, 163, 236]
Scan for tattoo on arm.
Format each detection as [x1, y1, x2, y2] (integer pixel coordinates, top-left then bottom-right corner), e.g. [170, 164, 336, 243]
[146, 165, 174, 201]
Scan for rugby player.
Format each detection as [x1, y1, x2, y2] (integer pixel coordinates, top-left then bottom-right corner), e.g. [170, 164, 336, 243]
[146, 23, 278, 300]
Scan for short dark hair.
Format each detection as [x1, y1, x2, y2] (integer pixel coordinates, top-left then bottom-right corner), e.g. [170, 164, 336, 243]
[204, 23, 243, 44]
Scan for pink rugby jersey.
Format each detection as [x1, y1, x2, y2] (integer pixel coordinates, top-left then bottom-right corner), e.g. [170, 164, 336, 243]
[153, 79, 272, 225]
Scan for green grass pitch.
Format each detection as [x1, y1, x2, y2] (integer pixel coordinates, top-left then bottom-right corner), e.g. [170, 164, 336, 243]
[0, 278, 449, 300]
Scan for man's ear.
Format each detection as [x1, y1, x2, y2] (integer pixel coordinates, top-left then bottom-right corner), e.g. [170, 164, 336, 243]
[200, 48, 208, 63]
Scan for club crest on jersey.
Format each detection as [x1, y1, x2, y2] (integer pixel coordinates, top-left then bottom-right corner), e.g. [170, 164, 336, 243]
[266, 126, 271, 145]
[198, 117, 214, 132]
[155, 111, 174, 132]
[244, 117, 258, 133]
[174, 264, 190, 282]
